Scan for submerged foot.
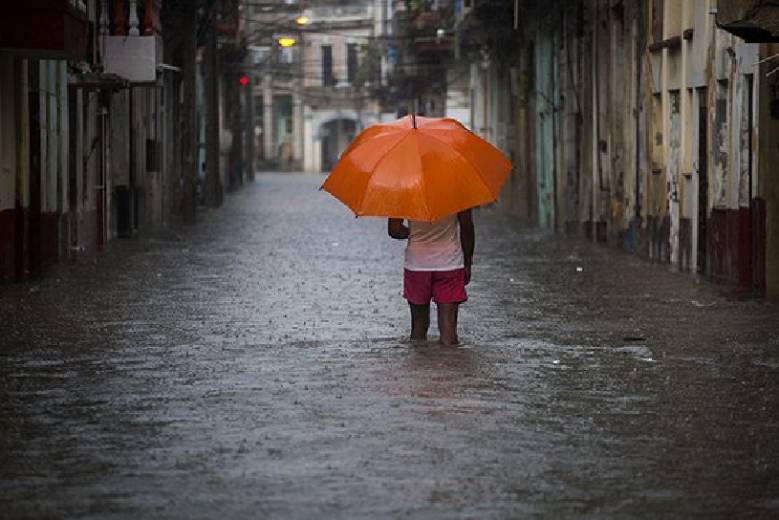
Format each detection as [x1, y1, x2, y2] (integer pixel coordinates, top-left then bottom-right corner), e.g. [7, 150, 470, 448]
[409, 334, 428, 345]
[439, 336, 459, 347]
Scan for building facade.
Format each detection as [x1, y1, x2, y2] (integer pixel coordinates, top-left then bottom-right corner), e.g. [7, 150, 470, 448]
[0, 0, 250, 283]
[248, 0, 393, 173]
[301, 1, 391, 173]
[0, 1, 98, 281]
[427, 0, 779, 297]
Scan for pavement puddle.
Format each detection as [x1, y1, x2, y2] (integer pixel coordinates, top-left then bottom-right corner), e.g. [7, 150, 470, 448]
[611, 344, 656, 363]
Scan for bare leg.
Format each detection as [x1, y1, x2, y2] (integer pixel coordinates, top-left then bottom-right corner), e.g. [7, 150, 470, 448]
[410, 303, 430, 341]
[437, 303, 459, 346]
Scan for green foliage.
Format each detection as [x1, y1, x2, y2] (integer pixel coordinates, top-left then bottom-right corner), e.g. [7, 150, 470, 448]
[353, 43, 381, 88]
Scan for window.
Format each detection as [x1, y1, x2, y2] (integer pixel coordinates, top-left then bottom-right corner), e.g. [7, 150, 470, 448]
[252, 46, 270, 64]
[278, 46, 294, 65]
[322, 45, 334, 86]
[347, 43, 358, 85]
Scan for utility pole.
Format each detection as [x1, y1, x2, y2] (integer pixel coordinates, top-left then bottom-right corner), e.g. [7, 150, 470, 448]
[180, 3, 197, 223]
[204, 1, 223, 208]
[229, 67, 244, 189]
[245, 73, 255, 182]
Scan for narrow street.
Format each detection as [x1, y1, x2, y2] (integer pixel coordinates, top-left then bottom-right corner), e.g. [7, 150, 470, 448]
[1, 173, 778, 518]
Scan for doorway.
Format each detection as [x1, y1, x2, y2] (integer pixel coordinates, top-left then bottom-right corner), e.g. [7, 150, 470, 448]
[320, 118, 356, 172]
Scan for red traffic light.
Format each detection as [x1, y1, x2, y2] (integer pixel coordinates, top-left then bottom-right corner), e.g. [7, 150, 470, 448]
[239, 75, 250, 86]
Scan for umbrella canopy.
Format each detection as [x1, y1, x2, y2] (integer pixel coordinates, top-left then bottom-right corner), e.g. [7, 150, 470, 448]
[321, 115, 512, 222]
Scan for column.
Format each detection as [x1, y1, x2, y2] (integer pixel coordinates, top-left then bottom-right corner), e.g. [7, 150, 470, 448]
[292, 91, 303, 168]
[263, 82, 273, 163]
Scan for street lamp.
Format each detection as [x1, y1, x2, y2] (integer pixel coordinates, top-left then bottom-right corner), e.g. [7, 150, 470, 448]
[295, 15, 310, 26]
[277, 36, 297, 47]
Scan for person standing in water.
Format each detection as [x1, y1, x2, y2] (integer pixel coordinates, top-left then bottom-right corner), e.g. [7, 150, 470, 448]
[388, 209, 474, 346]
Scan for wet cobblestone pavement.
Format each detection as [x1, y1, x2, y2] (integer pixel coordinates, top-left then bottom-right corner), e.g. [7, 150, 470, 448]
[2, 173, 779, 519]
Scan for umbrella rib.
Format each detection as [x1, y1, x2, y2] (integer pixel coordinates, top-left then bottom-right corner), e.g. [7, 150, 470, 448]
[409, 132, 433, 222]
[419, 131, 502, 202]
[340, 126, 406, 159]
[355, 132, 413, 216]
[415, 136, 434, 222]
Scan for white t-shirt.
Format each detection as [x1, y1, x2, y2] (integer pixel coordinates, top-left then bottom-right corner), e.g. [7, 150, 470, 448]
[404, 215, 464, 271]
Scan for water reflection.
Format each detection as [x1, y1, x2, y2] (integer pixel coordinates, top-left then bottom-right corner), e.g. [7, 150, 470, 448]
[397, 340, 480, 404]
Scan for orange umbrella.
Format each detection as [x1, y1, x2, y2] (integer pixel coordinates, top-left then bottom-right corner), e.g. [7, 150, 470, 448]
[321, 115, 512, 222]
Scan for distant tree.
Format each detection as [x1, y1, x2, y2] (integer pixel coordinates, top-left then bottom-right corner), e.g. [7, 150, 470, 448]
[354, 42, 380, 88]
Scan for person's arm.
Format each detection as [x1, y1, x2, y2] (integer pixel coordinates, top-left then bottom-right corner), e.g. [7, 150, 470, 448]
[388, 218, 409, 239]
[458, 209, 474, 284]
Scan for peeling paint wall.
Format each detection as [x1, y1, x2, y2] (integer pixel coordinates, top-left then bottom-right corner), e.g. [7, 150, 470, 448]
[464, 0, 772, 295]
[36, 60, 69, 269]
[535, 29, 555, 229]
[757, 43, 779, 297]
[0, 57, 78, 281]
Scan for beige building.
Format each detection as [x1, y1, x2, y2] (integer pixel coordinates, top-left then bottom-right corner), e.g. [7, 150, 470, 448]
[449, 0, 777, 296]
[300, 1, 390, 173]
[248, 0, 393, 173]
[247, 0, 304, 171]
[718, 0, 779, 298]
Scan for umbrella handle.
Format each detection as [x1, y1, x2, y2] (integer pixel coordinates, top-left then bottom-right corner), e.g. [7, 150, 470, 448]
[412, 113, 416, 129]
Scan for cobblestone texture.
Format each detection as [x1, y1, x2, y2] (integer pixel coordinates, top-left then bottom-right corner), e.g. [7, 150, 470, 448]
[1, 173, 778, 519]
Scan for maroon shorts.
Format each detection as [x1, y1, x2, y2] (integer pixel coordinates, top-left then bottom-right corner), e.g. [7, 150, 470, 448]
[403, 268, 468, 305]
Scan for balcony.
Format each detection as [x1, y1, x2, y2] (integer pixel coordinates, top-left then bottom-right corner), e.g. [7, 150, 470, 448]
[717, 0, 779, 42]
[412, 35, 454, 56]
[102, 0, 163, 83]
[0, 0, 89, 60]
[302, 4, 374, 28]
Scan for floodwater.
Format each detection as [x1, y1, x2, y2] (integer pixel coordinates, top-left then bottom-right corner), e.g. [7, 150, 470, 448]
[1, 173, 778, 518]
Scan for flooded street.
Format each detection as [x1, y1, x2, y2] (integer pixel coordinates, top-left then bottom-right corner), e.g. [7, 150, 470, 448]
[1, 173, 778, 518]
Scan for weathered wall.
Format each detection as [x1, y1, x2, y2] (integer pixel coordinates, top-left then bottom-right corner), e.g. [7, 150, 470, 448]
[0, 53, 20, 282]
[758, 43, 779, 298]
[0, 58, 72, 280]
[300, 17, 377, 173]
[534, 24, 555, 229]
[462, 0, 772, 295]
[718, 0, 779, 40]
[15, 59, 70, 277]
[1, 2, 211, 285]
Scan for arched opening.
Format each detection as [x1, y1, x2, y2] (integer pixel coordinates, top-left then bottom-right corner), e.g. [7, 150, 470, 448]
[320, 118, 357, 172]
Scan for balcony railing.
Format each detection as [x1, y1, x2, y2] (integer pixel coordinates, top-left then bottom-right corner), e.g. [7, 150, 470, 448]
[304, 4, 374, 23]
[101, 0, 161, 36]
[102, 0, 162, 83]
[68, 0, 87, 13]
[717, 0, 779, 42]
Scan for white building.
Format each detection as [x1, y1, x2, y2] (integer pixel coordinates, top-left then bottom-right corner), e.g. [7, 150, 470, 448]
[248, 0, 393, 173]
